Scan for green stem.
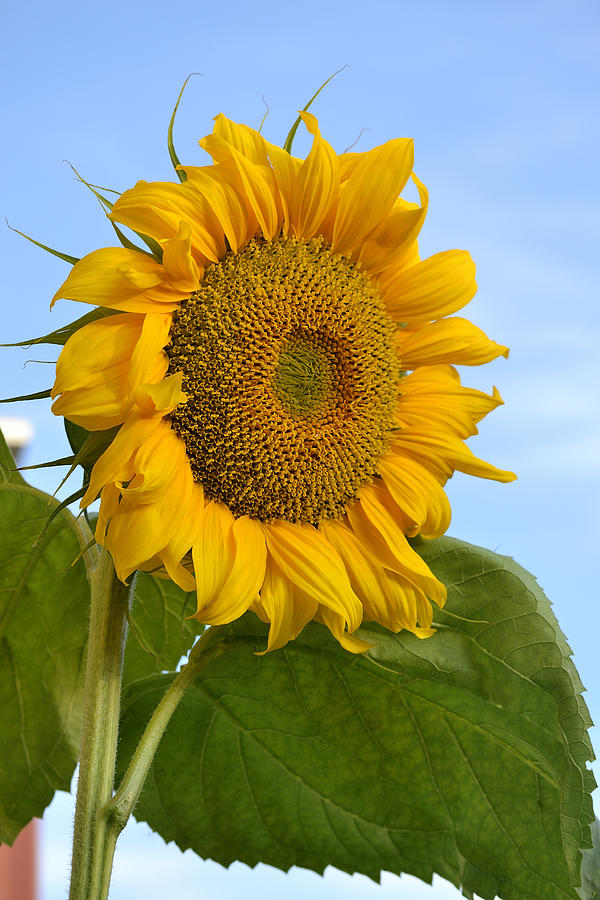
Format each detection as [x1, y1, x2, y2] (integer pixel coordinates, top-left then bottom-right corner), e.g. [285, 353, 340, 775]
[68, 547, 132, 900]
[97, 628, 226, 872]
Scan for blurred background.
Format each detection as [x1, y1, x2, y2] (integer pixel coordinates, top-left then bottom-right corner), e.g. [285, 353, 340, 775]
[0, 0, 598, 896]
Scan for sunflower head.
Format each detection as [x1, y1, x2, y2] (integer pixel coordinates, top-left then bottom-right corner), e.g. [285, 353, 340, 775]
[50, 105, 515, 653]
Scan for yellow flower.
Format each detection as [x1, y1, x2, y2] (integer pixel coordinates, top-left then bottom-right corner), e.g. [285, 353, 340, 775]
[51, 111, 515, 653]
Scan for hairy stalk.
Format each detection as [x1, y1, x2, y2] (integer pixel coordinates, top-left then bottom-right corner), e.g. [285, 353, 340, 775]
[68, 547, 132, 900]
[95, 629, 226, 889]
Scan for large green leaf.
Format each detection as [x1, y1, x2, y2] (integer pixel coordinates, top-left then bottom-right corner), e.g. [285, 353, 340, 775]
[123, 573, 203, 686]
[117, 536, 595, 900]
[0, 429, 91, 843]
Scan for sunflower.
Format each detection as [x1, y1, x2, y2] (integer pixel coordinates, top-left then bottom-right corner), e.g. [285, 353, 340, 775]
[50, 110, 515, 653]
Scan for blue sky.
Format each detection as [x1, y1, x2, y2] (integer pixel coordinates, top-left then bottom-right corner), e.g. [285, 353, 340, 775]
[1, 0, 599, 897]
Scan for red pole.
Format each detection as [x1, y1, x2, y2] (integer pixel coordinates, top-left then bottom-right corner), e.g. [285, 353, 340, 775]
[0, 820, 37, 900]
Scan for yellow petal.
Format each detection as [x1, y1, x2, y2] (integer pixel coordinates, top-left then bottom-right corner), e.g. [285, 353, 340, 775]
[212, 113, 270, 164]
[382, 250, 477, 323]
[127, 313, 171, 396]
[119, 422, 189, 504]
[51, 247, 184, 314]
[52, 377, 132, 430]
[359, 176, 428, 275]
[191, 501, 236, 618]
[266, 144, 302, 238]
[51, 314, 145, 428]
[397, 318, 509, 368]
[389, 428, 517, 484]
[332, 138, 414, 256]
[199, 134, 279, 239]
[52, 313, 143, 397]
[81, 415, 163, 507]
[182, 163, 252, 252]
[396, 366, 503, 438]
[110, 181, 225, 263]
[160, 482, 205, 591]
[198, 516, 267, 625]
[287, 111, 339, 240]
[95, 483, 121, 544]
[132, 372, 187, 417]
[162, 221, 201, 291]
[264, 521, 362, 633]
[315, 606, 372, 654]
[258, 555, 318, 652]
[319, 519, 392, 626]
[347, 482, 447, 608]
[378, 454, 452, 539]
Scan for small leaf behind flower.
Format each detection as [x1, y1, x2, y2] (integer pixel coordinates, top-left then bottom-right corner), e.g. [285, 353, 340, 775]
[118, 536, 594, 900]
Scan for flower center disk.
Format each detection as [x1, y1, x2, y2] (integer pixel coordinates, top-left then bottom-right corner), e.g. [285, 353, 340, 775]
[166, 236, 399, 524]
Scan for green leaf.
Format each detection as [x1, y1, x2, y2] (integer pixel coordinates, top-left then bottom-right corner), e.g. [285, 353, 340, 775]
[0, 429, 91, 843]
[580, 821, 600, 899]
[123, 572, 203, 686]
[117, 536, 594, 900]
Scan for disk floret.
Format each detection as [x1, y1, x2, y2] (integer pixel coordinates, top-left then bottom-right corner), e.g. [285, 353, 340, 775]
[167, 236, 399, 524]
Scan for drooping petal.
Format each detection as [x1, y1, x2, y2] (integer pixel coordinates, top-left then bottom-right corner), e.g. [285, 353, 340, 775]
[196, 516, 267, 625]
[52, 313, 143, 397]
[191, 501, 236, 618]
[397, 318, 509, 368]
[315, 607, 373, 654]
[132, 372, 187, 417]
[264, 521, 362, 633]
[119, 422, 188, 504]
[51, 314, 142, 428]
[381, 249, 477, 324]
[319, 519, 392, 626]
[332, 138, 414, 256]
[106, 452, 194, 582]
[347, 482, 447, 608]
[81, 415, 163, 507]
[257, 554, 318, 652]
[160, 482, 205, 592]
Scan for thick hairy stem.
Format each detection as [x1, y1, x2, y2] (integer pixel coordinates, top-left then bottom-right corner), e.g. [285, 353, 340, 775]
[97, 629, 226, 866]
[68, 548, 131, 900]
